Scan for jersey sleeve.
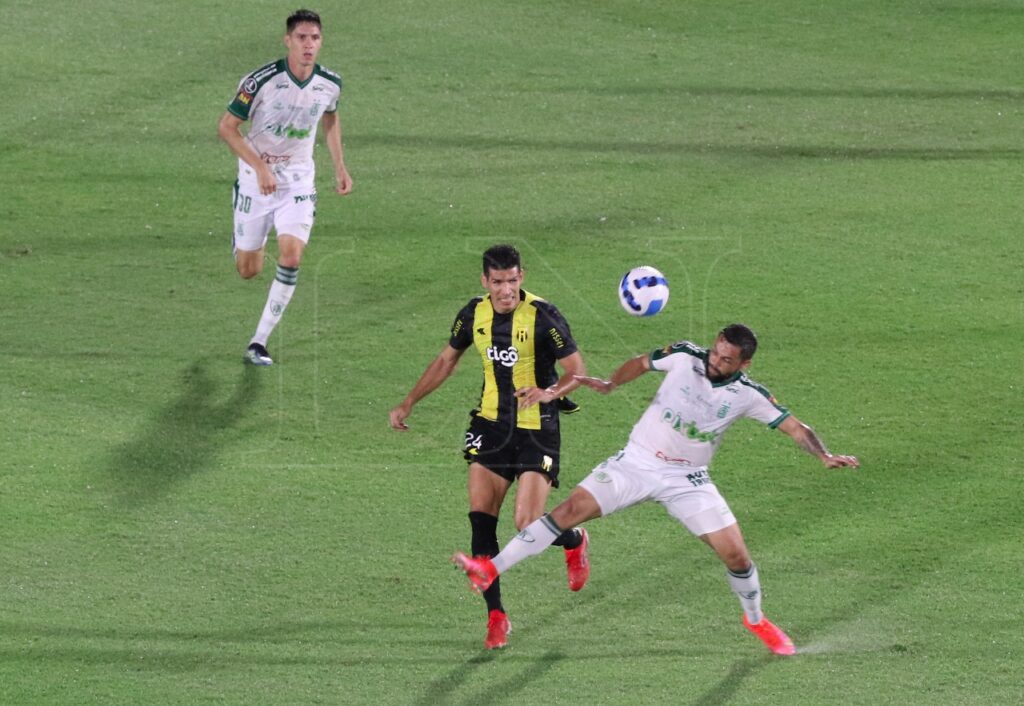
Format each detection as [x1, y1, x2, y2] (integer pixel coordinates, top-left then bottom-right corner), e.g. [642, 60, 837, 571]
[535, 302, 578, 359]
[742, 380, 791, 428]
[649, 341, 703, 372]
[448, 299, 478, 351]
[227, 75, 260, 120]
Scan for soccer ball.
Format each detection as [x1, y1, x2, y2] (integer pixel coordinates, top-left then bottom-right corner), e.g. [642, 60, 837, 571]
[618, 266, 669, 317]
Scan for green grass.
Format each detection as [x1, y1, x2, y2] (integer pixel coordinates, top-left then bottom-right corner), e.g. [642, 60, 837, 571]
[2, 0, 1022, 703]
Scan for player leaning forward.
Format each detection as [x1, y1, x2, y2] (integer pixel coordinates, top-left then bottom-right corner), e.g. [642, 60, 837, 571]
[455, 324, 859, 655]
[218, 9, 353, 366]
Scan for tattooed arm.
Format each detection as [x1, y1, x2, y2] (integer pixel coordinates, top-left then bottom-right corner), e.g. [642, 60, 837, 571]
[777, 416, 860, 468]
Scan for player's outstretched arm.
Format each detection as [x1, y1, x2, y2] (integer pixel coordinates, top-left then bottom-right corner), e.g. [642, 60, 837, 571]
[777, 416, 859, 468]
[574, 354, 650, 394]
[389, 345, 464, 430]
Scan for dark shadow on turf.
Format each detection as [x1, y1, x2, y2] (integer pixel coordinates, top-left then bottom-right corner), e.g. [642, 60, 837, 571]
[413, 649, 565, 705]
[359, 133, 1022, 162]
[689, 657, 765, 706]
[107, 362, 260, 505]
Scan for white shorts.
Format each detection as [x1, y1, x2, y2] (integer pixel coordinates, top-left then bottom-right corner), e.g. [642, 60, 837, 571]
[577, 443, 737, 536]
[232, 180, 317, 252]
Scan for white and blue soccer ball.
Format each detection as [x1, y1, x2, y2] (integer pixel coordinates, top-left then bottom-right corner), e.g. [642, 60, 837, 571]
[618, 265, 669, 317]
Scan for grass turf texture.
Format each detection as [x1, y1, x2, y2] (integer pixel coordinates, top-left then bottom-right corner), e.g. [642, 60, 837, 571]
[1, 0, 1022, 703]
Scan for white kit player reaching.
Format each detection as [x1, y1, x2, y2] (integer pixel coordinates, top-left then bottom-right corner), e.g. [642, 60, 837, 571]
[217, 9, 352, 366]
[454, 324, 859, 655]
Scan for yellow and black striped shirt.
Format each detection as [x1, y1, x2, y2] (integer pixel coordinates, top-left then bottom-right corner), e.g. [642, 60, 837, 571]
[449, 289, 577, 431]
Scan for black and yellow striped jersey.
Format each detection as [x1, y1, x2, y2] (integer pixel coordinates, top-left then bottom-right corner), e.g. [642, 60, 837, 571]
[449, 289, 578, 431]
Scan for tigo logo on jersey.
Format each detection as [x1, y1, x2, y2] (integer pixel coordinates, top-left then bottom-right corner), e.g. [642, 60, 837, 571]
[486, 346, 519, 367]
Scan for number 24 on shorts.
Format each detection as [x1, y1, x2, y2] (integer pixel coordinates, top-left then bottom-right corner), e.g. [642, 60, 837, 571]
[465, 432, 483, 451]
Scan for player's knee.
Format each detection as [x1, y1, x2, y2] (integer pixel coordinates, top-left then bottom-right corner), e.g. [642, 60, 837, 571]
[235, 252, 263, 279]
[237, 262, 262, 279]
[555, 489, 598, 526]
[513, 508, 540, 531]
[722, 549, 751, 572]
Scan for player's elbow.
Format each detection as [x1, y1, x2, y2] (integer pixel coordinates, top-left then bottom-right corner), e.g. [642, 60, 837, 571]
[217, 114, 238, 142]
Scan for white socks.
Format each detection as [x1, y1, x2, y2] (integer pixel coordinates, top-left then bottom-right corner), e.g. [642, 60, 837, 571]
[727, 563, 763, 624]
[491, 514, 563, 574]
[251, 265, 298, 347]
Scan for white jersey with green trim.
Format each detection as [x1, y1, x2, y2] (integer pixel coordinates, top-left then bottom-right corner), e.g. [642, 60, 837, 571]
[626, 341, 790, 468]
[227, 59, 342, 187]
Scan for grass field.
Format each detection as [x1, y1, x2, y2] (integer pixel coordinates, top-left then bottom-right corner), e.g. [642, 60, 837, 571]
[2, 1, 1022, 703]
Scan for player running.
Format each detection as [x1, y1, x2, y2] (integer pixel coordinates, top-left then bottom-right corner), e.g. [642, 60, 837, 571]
[454, 323, 859, 655]
[217, 9, 353, 366]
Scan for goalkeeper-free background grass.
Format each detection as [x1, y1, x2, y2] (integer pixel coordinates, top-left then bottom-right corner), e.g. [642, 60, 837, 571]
[1, 1, 1021, 703]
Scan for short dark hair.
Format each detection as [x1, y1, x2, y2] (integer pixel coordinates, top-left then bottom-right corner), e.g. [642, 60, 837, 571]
[287, 9, 321, 32]
[482, 244, 522, 275]
[720, 323, 758, 360]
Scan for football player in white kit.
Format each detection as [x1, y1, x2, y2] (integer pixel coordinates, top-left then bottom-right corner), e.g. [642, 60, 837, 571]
[217, 9, 353, 366]
[455, 324, 859, 655]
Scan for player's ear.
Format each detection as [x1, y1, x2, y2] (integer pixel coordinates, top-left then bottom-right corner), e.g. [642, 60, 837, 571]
[480, 272, 489, 289]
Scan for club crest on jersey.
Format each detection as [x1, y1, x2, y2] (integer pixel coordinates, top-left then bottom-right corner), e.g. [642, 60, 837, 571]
[486, 346, 519, 367]
[516, 328, 529, 342]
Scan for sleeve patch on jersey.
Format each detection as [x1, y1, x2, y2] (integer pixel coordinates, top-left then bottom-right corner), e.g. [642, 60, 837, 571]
[243, 77, 258, 94]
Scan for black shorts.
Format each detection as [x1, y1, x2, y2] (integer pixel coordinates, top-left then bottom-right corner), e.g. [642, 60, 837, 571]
[462, 415, 562, 488]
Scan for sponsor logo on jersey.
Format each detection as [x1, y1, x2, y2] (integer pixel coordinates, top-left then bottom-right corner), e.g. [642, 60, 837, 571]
[656, 450, 694, 466]
[259, 152, 292, 165]
[549, 327, 565, 349]
[243, 78, 258, 94]
[272, 123, 312, 139]
[686, 469, 711, 486]
[313, 84, 327, 92]
[486, 346, 519, 367]
[275, 82, 290, 89]
[660, 409, 719, 443]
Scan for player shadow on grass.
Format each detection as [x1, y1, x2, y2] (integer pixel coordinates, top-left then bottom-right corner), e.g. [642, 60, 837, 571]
[413, 649, 566, 706]
[107, 362, 260, 506]
[690, 657, 765, 706]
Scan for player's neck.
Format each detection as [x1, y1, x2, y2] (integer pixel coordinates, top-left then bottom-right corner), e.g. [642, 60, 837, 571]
[287, 58, 315, 82]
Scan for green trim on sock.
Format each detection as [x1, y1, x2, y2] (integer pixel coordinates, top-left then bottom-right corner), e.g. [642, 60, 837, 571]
[275, 265, 299, 285]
